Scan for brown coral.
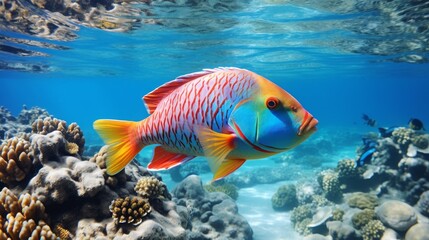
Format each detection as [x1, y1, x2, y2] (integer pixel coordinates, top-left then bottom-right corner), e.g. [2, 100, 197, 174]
[54, 223, 72, 240]
[0, 137, 33, 185]
[32, 117, 85, 155]
[0, 187, 57, 240]
[134, 176, 167, 200]
[110, 197, 151, 225]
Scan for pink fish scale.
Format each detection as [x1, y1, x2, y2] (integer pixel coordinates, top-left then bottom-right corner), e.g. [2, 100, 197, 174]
[141, 69, 256, 156]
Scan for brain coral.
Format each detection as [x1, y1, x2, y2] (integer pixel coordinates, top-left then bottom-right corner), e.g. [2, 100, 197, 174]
[134, 176, 168, 200]
[109, 196, 151, 225]
[0, 137, 33, 185]
[0, 187, 57, 240]
[32, 117, 85, 155]
[361, 220, 385, 240]
[271, 184, 298, 211]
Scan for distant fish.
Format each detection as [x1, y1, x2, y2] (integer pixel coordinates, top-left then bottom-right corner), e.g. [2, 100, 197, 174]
[356, 138, 377, 167]
[94, 67, 318, 181]
[362, 114, 376, 127]
[409, 118, 425, 131]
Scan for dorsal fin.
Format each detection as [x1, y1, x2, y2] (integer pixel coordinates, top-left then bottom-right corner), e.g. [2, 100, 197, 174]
[142, 67, 243, 114]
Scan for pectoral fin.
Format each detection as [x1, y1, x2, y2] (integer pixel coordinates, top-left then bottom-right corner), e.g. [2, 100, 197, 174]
[196, 126, 244, 181]
[212, 159, 246, 181]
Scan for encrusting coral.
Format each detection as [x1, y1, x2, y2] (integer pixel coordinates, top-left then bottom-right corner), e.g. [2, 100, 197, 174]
[361, 219, 385, 240]
[134, 176, 169, 200]
[32, 117, 85, 155]
[0, 187, 57, 240]
[271, 184, 298, 211]
[0, 137, 33, 185]
[109, 196, 151, 225]
[347, 192, 378, 209]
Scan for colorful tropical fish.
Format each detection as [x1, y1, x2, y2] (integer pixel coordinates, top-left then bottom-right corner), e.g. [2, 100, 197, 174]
[94, 67, 318, 181]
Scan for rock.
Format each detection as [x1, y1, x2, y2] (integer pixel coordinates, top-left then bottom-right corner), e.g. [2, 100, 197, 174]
[308, 206, 333, 228]
[381, 228, 399, 240]
[405, 223, 429, 240]
[173, 175, 253, 239]
[376, 200, 417, 232]
[326, 221, 358, 240]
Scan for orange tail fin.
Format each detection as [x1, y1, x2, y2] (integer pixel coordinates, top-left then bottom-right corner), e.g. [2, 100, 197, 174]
[93, 119, 144, 175]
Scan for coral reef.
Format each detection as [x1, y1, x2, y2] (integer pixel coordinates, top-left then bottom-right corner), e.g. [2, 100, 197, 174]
[32, 117, 85, 155]
[271, 184, 299, 211]
[204, 181, 239, 200]
[169, 160, 211, 182]
[0, 187, 57, 239]
[361, 220, 385, 240]
[375, 200, 417, 232]
[134, 176, 168, 200]
[337, 159, 358, 179]
[0, 106, 49, 140]
[109, 197, 151, 225]
[173, 175, 253, 240]
[417, 191, 429, 217]
[346, 192, 378, 209]
[319, 170, 342, 201]
[0, 137, 33, 185]
[351, 209, 376, 230]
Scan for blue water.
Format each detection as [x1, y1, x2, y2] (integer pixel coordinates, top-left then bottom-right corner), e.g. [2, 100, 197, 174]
[1, 1, 429, 239]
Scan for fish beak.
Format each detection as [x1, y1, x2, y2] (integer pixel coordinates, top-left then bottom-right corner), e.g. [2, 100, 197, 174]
[298, 111, 318, 136]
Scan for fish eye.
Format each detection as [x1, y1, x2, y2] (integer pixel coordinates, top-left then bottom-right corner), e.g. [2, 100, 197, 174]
[266, 97, 279, 110]
[291, 106, 297, 112]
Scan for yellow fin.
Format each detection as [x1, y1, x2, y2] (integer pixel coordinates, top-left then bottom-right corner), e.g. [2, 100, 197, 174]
[93, 119, 144, 175]
[196, 126, 240, 180]
[212, 159, 246, 181]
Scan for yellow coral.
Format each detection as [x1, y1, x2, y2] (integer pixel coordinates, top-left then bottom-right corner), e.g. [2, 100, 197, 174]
[54, 223, 72, 240]
[110, 197, 151, 225]
[0, 137, 33, 185]
[65, 142, 79, 155]
[0, 187, 57, 239]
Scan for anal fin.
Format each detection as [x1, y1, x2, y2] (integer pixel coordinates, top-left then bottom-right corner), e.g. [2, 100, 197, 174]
[212, 159, 246, 182]
[147, 146, 195, 170]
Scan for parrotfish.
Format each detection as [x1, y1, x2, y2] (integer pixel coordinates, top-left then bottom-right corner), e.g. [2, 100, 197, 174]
[94, 67, 318, 181]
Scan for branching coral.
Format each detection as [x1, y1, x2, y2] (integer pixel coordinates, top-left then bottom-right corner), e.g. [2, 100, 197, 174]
[361, 220, 385, 240]
[204, 182, 239, 200]
[0, 137, 33, 185]
[0, 187, 57, 239]
[134, 176, 168, 200]
[32, 117, 85, 155]
[109, 197, 151, 225]
[271, 184, 298, 211]
[347, 192, 378, 209]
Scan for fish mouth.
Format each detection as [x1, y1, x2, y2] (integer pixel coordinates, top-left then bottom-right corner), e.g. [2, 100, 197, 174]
[298, 111, 318, 136]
